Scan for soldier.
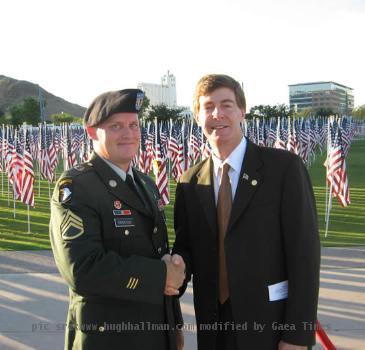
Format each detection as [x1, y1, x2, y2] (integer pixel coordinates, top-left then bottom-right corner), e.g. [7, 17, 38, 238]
[50, 89, 185, 350]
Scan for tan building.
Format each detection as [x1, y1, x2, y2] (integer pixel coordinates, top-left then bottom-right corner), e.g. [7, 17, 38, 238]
[289, 81, 354, 114]
[137, 71, 177, 107]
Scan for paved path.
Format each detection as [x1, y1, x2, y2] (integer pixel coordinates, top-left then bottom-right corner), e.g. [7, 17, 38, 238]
[0, 247, 364, 350]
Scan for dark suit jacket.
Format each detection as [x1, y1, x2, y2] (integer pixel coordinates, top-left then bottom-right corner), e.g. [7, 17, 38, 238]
[173, 140, 320, 350]
[50, 153, 182, 350]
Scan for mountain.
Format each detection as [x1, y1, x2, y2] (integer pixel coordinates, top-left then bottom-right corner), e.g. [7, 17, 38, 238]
[0, 75, 86, 118]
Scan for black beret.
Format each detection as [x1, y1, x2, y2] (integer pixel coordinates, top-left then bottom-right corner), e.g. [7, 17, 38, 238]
[83, 89, 144, 126]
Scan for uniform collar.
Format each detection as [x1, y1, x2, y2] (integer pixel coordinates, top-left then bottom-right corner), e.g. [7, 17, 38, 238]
[97, 153, 134, 182]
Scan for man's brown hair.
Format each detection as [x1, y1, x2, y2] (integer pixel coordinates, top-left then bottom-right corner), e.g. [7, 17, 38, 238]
[193, 74, 246, 116]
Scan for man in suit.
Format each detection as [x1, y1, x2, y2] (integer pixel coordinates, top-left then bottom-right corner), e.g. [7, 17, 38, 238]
[50, 89, 185, 350]
[173, 74, 320, 350]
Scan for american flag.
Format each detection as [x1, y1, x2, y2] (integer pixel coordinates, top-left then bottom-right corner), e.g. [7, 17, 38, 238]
[286, 119, 299, 155]
[325, 120, 350, 207]
[189, 123, 201, 165]
[39, 125, 57, 182]
[146, 122, 155, 166]
[308, 120, 317, 160]
[340, 118, 351, 158]
[299, 120, 310, 164]
[0, 127, 3, 171]
[153, 130, 169, 206]
[256, 118, 266, 147]
[273, 120, 286, 150]
[138, 125, 150, 174]
[168, 123, 183, 181]
[266, 120, 277, 148]
[8, 132, 23, 199]
[66, 127, 77, 170]
[201, 134, 212, 160]
[20, 130, 35, 207]
[47, 127, 58, 180]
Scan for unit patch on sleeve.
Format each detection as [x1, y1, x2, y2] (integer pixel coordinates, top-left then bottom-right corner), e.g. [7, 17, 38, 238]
[59, 179, 73, 203]
[60, 210, 84, 240]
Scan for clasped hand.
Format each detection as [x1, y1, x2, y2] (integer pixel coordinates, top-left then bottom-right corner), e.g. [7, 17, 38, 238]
[162, 254, 185, 296]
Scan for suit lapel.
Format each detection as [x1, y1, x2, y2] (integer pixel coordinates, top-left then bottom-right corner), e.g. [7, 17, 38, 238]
[89, 153, 152, 217]
[228, 141, 263, 233]
[195, 158, 217, 236]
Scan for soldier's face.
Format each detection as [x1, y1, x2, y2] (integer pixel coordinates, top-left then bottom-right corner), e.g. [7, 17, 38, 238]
[87, 113, 140, 170]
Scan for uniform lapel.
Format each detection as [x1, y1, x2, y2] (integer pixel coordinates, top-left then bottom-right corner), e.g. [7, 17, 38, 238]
[89, 153, 152, 217]
[195, 158, 217, 236]
[133, 170, 158, 219]
[228, 141, 263, 233]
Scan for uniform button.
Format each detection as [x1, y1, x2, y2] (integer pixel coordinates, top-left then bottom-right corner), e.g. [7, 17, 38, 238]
[124, 230, 130, 236]
[153, 227, 158, 234]
[99, 326, 105, 332]
[157, 247, 162, 254]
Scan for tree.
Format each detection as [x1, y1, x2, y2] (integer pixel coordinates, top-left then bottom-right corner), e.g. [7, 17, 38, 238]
[296, 108, 314, 118]
[248, 104, 291, 119]
[352, 105, 365, 120]
[138, 95, 150, 120]
[9, 97, 41, 125]
[315, 108, 334, 117]
[50, 113, 81, 124]
[145, 104, 185, 122]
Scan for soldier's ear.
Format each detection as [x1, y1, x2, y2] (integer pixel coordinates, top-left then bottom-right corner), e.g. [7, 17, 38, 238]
[86, 127, 98, 141]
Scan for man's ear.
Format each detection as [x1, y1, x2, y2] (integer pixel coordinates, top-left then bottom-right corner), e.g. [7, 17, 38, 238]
[86, 126, 98, 141]
[241, 109, 246, 121]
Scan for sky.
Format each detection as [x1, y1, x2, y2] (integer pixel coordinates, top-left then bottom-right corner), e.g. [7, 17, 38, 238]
[1, 0, 364, 111]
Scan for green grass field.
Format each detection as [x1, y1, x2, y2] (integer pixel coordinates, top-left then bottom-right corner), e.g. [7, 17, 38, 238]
[0, 139, 364, 251]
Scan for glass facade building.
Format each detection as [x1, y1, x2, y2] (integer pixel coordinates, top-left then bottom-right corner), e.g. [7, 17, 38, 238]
[289, 82, 354, 114]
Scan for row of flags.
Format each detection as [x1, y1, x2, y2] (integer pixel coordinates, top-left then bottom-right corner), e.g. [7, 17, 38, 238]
[0, 116, 362, 212]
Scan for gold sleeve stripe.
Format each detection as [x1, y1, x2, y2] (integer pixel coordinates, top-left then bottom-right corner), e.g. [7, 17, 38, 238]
[126, 278, 135, 289]
[131, 278, 139, 289]
[126, 277, 139, 289]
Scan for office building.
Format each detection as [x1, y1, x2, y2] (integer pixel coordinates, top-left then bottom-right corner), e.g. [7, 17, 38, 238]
[289, 81, 354, 114]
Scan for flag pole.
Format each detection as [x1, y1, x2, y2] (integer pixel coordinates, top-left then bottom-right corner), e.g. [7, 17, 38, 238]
[324, 117, 330, 225]
[27, 205, 31, 234]
[7, 177, 10, 206]
[13, 187, 16, 218]
[1, 165, 3, 196]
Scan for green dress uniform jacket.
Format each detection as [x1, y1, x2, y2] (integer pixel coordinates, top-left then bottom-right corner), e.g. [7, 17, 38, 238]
[173, 139, 320, 350]
[50, 152, 182, 350]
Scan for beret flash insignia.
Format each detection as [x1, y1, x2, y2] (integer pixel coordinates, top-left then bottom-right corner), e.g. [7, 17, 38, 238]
[135, 92, 144, 111]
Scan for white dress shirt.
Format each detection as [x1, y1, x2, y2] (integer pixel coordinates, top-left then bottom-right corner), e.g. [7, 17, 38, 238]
[212, 137, 247, 204]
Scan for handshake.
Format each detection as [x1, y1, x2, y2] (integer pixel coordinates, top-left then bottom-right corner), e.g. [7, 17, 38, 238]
[162, 254, 186, 296]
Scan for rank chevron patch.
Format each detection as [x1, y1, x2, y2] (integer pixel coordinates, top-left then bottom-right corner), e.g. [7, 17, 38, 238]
[61, 210, 84, 240]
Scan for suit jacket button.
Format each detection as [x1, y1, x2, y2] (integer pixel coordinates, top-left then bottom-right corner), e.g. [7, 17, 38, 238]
[157, 247, 162, 254]
[124, 230, 130, 236]
[99, 326, 105, 332]
[153, 227, 158, 234]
